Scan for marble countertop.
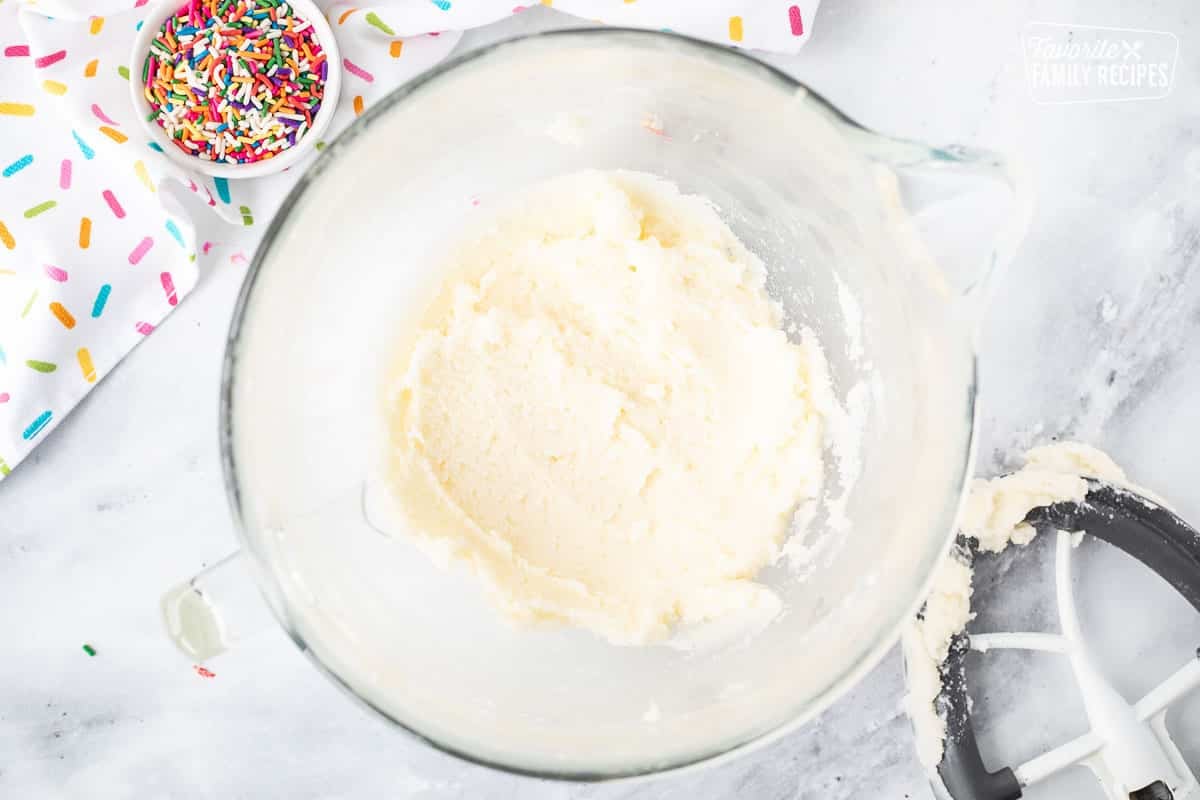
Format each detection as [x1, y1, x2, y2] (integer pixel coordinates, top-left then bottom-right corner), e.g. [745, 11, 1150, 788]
[3, 1, 1198, 798]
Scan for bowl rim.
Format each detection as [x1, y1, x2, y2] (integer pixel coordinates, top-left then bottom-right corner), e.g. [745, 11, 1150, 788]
[127, 0, 341, 179]
[218, 26, 978, 782]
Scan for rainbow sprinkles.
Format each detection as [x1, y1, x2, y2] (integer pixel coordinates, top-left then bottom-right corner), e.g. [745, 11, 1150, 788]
[143, 0, 327, 165]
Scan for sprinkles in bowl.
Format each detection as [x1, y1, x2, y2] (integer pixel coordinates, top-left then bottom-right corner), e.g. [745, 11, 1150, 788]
[143, 0, 327, 165]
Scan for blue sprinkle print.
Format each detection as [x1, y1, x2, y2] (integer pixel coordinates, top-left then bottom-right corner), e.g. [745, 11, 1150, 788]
[0, 344, 6, 365]
[72, 130, 95, 160]
[431, 0, 451, 9]
[22, 410, 52, 441]
[136, 19, 144, 30]
[148, 141, 163, 153]
[2, 155, 33, 178]
[213, 176, 230, 204]
[165, 219, 185, 247]
[92, 284, 111, 318]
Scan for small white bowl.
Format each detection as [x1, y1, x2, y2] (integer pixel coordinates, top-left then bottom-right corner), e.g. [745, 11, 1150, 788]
[129, 0, 341, 179]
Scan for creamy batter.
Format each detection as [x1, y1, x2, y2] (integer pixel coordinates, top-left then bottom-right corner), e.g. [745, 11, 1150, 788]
[904, 441, 1130, 767]
[384, 170, 834, 645]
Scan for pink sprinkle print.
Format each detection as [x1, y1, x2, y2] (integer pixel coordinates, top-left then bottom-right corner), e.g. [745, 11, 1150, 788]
[641, 115, 669, 139]
[202, 241, 214, 254]
[160, 271, 177, 305]
[34, 50, 66, 69]
[4, 45, 30, 58]
[102, 189, 125, 218]
[90, 103, 118, 125]
[343, 58, 374, 83]
[135, 0, 150, 6]
[194, 665, 216, 679]
[788, 5, 804, 35]
[230, 251, 248, 266]
[129, 236, 154, 264]
[44, 264, 68, 282]
[135, 321, 155, 335]
[59, 159, 72, 190]
[0, 393, 9, 404]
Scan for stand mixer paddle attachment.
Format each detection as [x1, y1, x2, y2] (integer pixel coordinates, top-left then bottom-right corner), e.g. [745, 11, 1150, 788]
[929, 480, 1200, 800]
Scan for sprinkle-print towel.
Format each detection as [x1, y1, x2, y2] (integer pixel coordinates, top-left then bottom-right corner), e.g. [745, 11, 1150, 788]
[0, 0, 820, 480]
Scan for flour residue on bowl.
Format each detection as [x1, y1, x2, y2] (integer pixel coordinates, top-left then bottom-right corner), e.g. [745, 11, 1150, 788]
[381, 170, 850, 645]
[779, 273, 869, 574]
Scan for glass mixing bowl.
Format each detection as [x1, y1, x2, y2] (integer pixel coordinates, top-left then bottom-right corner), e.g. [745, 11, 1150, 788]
[173, 28, 1029, 780]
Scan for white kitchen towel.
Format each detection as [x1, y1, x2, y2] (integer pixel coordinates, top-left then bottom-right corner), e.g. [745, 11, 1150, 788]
[0, 0, 819, 480]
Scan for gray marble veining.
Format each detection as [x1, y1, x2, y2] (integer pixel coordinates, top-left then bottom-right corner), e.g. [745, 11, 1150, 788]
[3, 1, 1198, 797]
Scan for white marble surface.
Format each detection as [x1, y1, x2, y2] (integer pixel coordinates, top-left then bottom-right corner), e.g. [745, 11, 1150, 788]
[3, 2, 1200, 798]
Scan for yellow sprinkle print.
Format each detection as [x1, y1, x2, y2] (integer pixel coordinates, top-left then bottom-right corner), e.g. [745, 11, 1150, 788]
[0, 102, 35, 116]
[540, 0, 552, 5]
[42, 80, 67, 96]
[99, 125, 127, 143]
[84, 59, 98, 78]
[77, 348, 96, 383]
[79, 216, 91, 249]
[353, 95, 364, 116]
[389, 40, 403, 58]
[89, 16, 104, 35]
[134, 160, 155, 192]
[728, 16, 744, 42]
[0, 220, 13, 250]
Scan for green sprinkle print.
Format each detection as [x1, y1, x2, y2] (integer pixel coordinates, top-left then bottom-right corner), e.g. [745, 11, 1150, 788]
[365, 12, 395, 35]
[24, 200, 56, 218]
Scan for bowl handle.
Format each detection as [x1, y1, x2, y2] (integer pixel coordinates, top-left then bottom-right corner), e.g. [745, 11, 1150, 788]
[161, 551, 275, 661]
[859, 132, 1035, 323]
